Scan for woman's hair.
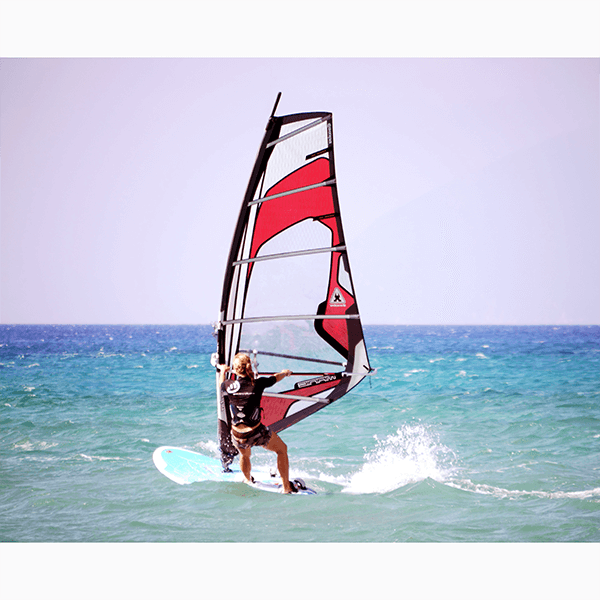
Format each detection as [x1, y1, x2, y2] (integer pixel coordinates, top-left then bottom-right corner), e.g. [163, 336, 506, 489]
[232, 353, 254, 381]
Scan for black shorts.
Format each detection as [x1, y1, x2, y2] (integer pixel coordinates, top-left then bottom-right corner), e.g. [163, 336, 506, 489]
[231, 423, 272, 450]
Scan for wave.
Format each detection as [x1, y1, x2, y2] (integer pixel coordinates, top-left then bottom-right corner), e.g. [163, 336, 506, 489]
[446, 479, 600, 501]
[14, 440, 58, 451]
[79, 454, 140, 462]
[404, 369, 426, 377]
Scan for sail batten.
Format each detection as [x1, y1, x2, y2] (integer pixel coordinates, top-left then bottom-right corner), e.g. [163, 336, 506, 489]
[265, 115, 329, 147]
[239, 348, 346, 366]
[223, 314, 361, 325]
[248, 179, 336, 205]
[262, 392, 333, 403]
[215, 95, 371, 468]
[232, 245, 346, 266]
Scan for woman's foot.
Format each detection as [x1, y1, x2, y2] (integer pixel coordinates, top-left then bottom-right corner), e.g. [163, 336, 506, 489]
[282, 480, 297, 494]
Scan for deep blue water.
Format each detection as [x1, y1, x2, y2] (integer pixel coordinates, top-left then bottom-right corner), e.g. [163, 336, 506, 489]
[1, 325, 599, 595]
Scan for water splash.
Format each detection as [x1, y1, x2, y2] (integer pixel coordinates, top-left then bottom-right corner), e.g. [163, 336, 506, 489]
[343, 424, 457, 494]
[194, 439, 219, 455]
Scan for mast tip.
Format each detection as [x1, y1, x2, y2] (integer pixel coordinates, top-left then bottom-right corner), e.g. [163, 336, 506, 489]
[270, 92, 282, 119]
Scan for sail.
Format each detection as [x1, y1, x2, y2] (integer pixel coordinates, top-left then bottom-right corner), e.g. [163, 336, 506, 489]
[215, 94, 371, 467]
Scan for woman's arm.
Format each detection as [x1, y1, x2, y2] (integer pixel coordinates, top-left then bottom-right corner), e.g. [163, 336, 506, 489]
[218, 364, 230, 385]
[274, 369, 292, 383]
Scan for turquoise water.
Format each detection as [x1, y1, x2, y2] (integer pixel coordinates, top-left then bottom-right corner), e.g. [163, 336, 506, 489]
[1, 324, 599, 546]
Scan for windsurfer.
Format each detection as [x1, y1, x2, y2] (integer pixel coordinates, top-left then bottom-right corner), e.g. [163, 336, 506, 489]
[218, 353, 295, 493]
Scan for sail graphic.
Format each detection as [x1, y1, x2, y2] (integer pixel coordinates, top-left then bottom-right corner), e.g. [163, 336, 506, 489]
[214, 94, 371, 468]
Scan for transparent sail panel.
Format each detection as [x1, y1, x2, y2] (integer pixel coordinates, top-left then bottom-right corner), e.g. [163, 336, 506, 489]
[259, 120, 330, 198]
[240, 320, 344, 374]
[254, 216, 333, 258]
[243, 253, 329, 318]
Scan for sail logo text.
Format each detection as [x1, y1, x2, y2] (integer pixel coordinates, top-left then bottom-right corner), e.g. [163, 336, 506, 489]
[297, 374, 337, 389]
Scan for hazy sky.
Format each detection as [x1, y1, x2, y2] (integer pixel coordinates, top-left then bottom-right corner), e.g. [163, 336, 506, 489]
[1, 57, 598, 325]
[2, 0, 599, 328]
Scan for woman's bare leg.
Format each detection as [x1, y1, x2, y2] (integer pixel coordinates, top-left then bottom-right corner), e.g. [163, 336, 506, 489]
[264, 432, 292, 493]
[239, 446, 253, 483]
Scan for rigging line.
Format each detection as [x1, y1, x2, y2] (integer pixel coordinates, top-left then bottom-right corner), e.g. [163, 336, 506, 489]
[248, 179, 336, 206]
[266, 116, 329, 148]
[223, 314, 361, 325]
[232, 245, 346, 266]
[240, 348, 345, 367]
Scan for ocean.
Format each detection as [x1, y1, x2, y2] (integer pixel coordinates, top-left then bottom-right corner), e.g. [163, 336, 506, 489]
[1, 324, 598, 598]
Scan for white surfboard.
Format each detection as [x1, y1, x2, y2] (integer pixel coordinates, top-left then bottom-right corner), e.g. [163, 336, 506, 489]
[152, 446, 316, 495]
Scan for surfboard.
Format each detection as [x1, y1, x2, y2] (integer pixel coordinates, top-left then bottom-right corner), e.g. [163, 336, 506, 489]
[152, 446, 317, 495]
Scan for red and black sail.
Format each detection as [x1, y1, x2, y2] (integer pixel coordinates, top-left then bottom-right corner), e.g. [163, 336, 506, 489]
[215, 94, 371, 467]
